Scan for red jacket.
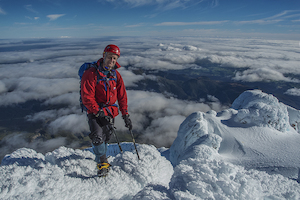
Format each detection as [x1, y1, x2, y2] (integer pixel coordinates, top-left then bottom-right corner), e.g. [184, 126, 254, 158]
[81, 58, 128, 118]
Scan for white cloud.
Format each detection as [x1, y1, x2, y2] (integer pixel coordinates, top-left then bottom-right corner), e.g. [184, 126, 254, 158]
[0, 77, 79, 105]
[48, 114, 88, 135]
[233, 68, 300, 83]
[104, 0, 164, 7]
[142, 115, 186, 147]
[118, 68, 145, 87]
[47, 14, 65, 21]
[155, 20, 228, 26]
[235, 19, 282, 25]
[125, 23, 144, 28]
[26, 110, 58, 122]
[0, 133, 70, 159]
[235, 10, 300, 25]
[24, 5, 38, 14]
[123, 90, 226, 146]
[267, 10, 300, 20]
[0, 36, 299, 149]
[0, 80, 7, 94]
[0, 6, 6, 15]
[104, 0, 218, 11]
[284, 88, 300, 96]
[43, 92, 79, 106]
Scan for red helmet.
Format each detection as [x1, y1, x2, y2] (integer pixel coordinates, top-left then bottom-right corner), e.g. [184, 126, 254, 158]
[103, 44, 120, 57]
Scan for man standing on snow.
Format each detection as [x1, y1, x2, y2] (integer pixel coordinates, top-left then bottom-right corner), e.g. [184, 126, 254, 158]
[80, 44, 132, 177]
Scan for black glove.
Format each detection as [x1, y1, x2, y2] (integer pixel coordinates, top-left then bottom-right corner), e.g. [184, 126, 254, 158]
[122, 114, 132, 131]
[95, 109, 113, 126]
[95, 109, 105, 118]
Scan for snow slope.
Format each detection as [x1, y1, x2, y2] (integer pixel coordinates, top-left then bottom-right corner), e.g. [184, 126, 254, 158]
[1, 144, 173, 199]
[1, 90, 300, 199]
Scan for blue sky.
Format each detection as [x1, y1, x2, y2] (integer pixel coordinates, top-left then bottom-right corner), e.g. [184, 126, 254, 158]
[0, 0, 300, 39]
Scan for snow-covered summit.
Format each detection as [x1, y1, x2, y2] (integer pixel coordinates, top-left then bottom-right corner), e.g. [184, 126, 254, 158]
[232, 89, 292, 132]
[170, 90, 300, 176]
[1, 89, 300, 199]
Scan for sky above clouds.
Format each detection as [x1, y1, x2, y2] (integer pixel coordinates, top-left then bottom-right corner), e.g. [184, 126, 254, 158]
[0, 0, 300, 39]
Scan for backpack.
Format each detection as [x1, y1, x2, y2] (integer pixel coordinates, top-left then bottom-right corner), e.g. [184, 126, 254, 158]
[78, 62, 118, 112]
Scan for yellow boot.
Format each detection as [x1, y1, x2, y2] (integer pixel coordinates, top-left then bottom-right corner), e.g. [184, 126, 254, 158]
[97, 162, 110, 177]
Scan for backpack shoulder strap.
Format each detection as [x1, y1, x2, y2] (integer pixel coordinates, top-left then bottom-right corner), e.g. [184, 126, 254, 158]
[110, 69, 118, 82]
[90, 63, 103, 84]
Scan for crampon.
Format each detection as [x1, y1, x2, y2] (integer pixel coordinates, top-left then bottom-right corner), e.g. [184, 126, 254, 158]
[97, 163, 111, 177]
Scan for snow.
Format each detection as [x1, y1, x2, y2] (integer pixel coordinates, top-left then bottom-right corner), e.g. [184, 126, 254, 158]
[1, 144, 172, 200]
[1, 89, 300, 199]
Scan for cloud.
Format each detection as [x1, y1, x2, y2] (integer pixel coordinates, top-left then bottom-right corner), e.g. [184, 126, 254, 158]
[103, 0, 164, 8]
[155, 21, 228, 26]
[0, 77, 79, 106]
[118, 68, 145, 87]
[43, 92, 79, 106]
[235, 19, 282, 25]
[47, 14, 65, 21]
[119, 90, 226, 146]
[235, 10, 300, 25]
[103, 0, 218, 11]
[0, 80, 7, 94]
[267, 10, 300, 20]
[48, 114, 88, 135]
[0, 6, 6, 15]
[141, 115, 186, 147]
[284, 88, 300, 96]
[24, 5, 39, 14]
[121, 55, 184, 70]
[233, 68, 300, 83]
[125, 23, 144, 28]
[0, 36, 299, 151]
[0, 133, 71, 162]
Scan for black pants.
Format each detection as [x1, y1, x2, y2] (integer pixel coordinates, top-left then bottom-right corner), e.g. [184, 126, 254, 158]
[88, 114, 114, 163]
[88, 113, 114, 146]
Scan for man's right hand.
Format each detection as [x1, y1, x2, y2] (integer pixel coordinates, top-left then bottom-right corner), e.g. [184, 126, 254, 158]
[95, 109, 105, 118]
[95, 109, 114, 125]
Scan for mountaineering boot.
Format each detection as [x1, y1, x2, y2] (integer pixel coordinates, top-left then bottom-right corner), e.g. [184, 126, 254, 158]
[97, 162, 111, 177]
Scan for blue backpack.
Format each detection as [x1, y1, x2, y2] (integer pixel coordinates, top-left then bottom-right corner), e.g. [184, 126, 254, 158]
[78, 62, 117, 112]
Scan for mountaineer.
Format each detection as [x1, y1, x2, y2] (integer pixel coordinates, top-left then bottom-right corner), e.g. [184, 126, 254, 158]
[79, 44, 132, 177]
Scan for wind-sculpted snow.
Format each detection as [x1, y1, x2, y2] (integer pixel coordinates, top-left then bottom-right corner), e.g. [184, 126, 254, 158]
[287, 106, 300, 133]
[232, 90, 290, 132]
[166, 89, 300, 199]
[170, 151, 300, 199]
[0, 143, 173, 200]
[169, 110, 222, 166]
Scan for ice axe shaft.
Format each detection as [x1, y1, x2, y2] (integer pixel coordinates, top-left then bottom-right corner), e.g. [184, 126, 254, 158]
[129, 130, 140, 160]
[112, 128, 123, 153]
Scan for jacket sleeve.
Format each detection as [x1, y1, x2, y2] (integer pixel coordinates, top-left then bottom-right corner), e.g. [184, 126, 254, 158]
[81, 68, 99, 115]
[116, 71, 129, 116]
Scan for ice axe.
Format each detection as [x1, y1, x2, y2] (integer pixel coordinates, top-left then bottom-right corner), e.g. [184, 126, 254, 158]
[129, 129, 140, 160]
[111, 126, 123, 154]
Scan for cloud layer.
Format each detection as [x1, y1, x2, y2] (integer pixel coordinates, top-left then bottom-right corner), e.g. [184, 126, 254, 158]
[0, 36, 299, 152]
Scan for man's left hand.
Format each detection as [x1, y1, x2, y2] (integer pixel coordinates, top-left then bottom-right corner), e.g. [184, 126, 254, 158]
[122, 114, 132, 131]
